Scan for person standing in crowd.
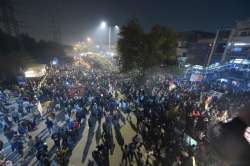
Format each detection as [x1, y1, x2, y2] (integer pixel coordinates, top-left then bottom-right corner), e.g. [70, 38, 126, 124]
[27, 135, 35, 154]
[51, 131, 61, 150]
[11, 111, 19, 123]
[3, 127, 14, 143]
[128, 142, 136, 162]
[121, 144, 129, 166]
[61, 129, 69, 149]
[45, 117, 53, 135]
[17, 123, 28, 137]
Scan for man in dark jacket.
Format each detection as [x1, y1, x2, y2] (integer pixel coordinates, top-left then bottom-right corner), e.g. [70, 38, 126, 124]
[52, 132, 61, 149]
[121, 144, 129, 166]
[45, 118, 53, 134]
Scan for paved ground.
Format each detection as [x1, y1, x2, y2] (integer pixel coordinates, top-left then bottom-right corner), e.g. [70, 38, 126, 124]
[68, 111, 137, 166]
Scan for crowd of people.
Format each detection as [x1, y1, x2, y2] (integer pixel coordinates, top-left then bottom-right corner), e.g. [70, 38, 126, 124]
[0, 62, 249, 166]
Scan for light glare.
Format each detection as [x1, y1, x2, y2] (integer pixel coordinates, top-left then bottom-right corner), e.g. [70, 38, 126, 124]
[100, 21, 107, 29]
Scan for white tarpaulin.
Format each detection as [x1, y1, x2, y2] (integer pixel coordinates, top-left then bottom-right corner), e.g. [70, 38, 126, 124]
[24, 64, 46, 78]
[190, 74, 203, 82]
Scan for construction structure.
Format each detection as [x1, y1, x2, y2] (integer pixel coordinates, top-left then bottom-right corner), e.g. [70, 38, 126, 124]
[49, 0, 62, 43]
[204, 28, 230, 65]
[50, 16, 62, 43]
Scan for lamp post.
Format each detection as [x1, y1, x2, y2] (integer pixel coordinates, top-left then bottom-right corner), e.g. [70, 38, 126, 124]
[86, 37, 92, 43]
[99, 21, 119, 50]
[108, 27, 111, 49]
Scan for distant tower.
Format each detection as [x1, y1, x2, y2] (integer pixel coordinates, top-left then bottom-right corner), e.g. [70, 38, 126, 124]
[50, 16, 62, 43]
[0, 0, 19, 36]
[49, 0, 62, 43]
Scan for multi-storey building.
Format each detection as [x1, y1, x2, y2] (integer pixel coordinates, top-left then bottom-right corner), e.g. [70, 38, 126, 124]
[223, 18, 250, 61]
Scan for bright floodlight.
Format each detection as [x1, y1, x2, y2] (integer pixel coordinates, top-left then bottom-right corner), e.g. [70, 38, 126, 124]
[110, 52, 115, 57]
[24, 70, 34, 78]
[87, 37, 92, 43]
[114, 25, 119, 30]
[100, 21, 107, 29]
[233, 42, 250, 46]
[52, 60, 57, 65]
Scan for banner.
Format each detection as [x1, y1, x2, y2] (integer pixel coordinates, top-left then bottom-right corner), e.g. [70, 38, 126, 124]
[190, 74, 203, 82]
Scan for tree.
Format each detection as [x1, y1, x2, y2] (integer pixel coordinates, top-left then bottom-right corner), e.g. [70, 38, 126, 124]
[117, 19, 177, 76]
[117, 18, 145, 73]
[149, 25, 177, 65]
[0, 30, 70, 81]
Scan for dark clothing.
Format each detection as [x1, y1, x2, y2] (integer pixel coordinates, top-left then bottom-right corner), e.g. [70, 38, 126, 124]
[52, 133, 61, 149]
[122, 146, 129, 166]
[0, 140, 3, 151]
[45, 119, 53, 129]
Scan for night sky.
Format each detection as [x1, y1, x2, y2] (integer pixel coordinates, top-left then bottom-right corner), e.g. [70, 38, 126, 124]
[16, 0, 250, 44]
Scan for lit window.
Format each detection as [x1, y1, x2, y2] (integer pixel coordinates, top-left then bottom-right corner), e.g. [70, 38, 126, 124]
[232, 47, 242, 52]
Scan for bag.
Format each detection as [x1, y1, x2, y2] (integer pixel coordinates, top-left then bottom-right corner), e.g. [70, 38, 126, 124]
[73, 121, 80, 129]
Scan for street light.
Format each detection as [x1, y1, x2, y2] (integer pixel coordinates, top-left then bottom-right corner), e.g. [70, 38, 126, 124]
[86, 36, 92, 43]
[100, 21, 107, 29]
[114, 25, 119, 31]
[99, 21, 119, 50]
